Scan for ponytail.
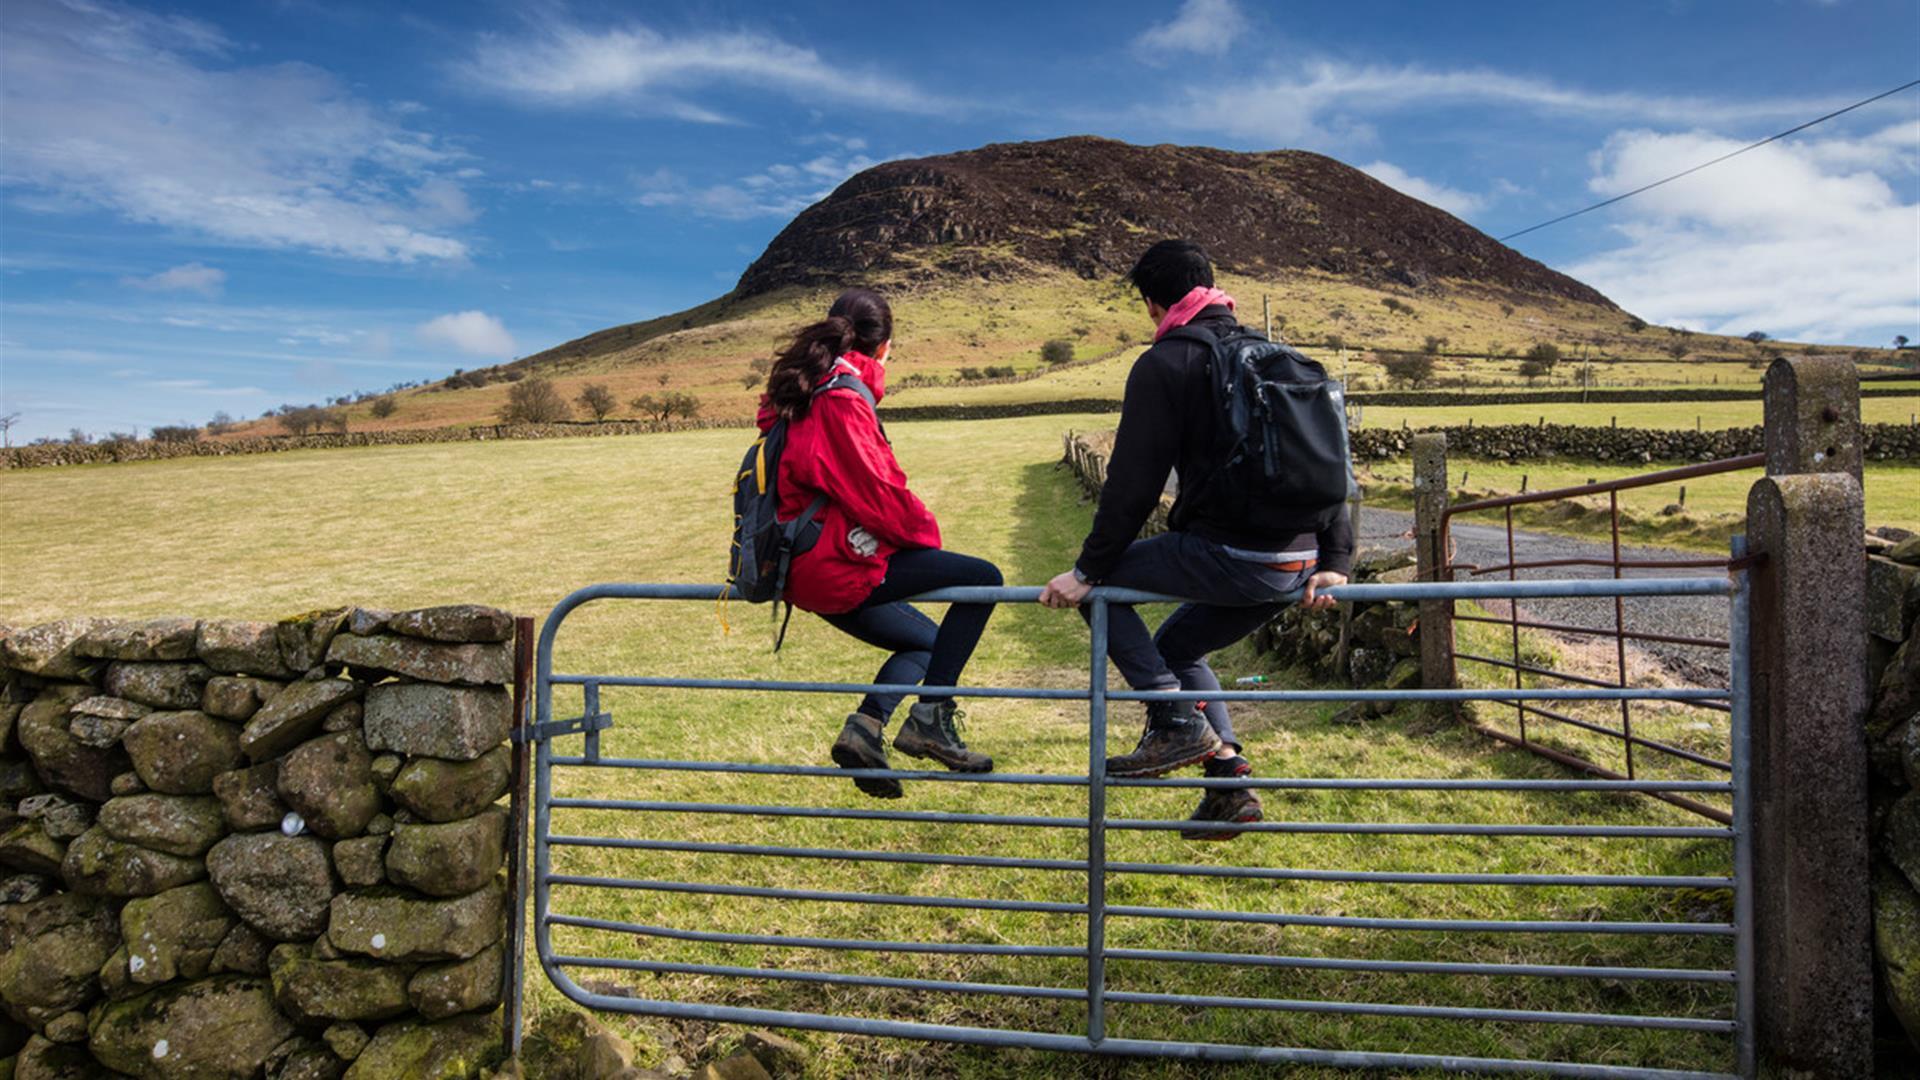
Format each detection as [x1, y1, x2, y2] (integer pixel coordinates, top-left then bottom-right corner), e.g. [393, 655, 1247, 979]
[762, 287, 893, 420]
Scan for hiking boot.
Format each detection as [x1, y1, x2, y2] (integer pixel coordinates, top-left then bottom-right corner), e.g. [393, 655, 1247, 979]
[1104, 701, 1222, 778]
[831, 713, 902, 799]
[1180, 787, 1264, 841]
[893, 701, 993, 773]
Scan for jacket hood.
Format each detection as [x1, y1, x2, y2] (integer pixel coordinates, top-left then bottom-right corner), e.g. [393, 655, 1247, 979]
[755, 349, 887, 431]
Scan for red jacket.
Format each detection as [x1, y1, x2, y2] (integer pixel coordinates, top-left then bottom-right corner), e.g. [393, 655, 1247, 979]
[756, 350, 941, 614]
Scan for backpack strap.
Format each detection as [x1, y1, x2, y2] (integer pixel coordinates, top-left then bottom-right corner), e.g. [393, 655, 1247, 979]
[816, 371, 887, 444]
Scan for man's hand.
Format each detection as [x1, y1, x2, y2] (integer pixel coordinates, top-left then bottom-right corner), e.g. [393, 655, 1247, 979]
[1301, 570, 1347, 611]
[1039, 569, 1093, 609]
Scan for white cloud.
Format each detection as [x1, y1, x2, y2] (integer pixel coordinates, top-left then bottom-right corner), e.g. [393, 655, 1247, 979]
[123, 262, 226, 296]
[1152, 59, 1834, 145]
[1565, 122, 1920, 343]
[635, 150, 903, 221]
[1357, 162, 1486, 217]
[1, 0, 472, 262]
[1132, 0, 1248, 61]
[416, 311, 516, 358]
[458, 19, 951, 120]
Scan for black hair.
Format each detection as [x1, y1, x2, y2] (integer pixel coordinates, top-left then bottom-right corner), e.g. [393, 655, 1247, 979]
[1127, 239, 1215, 308]
[765, 287, 893, 419]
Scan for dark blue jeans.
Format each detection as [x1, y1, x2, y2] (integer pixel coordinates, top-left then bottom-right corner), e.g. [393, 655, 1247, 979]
[1083, 532, 1311, 751]
[821, 548, 1003, 723]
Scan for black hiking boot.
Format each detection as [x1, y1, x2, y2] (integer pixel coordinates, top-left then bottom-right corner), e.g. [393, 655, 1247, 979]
[1104, 700, 1222, 779]
[831, 713, 902, 799]
[1181, 755, 1261, 841]
[893, 701, 993, 773]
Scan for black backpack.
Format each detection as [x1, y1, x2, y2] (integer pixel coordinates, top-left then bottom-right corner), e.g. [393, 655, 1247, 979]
[727, 372, 878, 641]
[1161, 323, 1353, 533]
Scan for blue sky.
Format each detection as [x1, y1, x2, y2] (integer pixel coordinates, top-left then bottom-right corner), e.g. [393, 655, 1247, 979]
[2, 0, 1916, 443]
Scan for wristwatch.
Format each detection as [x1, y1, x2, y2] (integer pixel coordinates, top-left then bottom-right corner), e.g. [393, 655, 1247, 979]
[1072, 567, 1094, 585]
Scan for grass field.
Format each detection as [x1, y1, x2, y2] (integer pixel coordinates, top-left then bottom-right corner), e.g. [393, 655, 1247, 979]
[3, 419, 1744, 1077]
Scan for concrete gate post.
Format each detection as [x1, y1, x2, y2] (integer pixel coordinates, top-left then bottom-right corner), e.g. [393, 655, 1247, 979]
[1411, 434, 1453, 688]
[1746, 357, 1871, 1077]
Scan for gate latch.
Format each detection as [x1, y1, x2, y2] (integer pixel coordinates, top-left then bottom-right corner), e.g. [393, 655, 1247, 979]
[515, 710, 612, 744]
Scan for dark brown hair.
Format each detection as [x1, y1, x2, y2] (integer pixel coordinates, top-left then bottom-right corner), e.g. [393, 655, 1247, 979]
[765, 287, 893, 419]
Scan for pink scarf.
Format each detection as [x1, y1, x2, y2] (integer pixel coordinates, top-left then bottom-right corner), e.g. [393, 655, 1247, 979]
[1153, 286, 1236, 341]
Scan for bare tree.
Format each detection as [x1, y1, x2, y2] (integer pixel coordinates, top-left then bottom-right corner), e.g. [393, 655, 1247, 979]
[576, 383, 617, 421]
[0, 412, 18, 448]
[368, 396, 398, 419]
[499, 377, 571, 424]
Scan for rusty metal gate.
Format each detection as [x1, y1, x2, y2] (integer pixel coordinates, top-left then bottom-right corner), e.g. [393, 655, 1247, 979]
[512, 568, 1754, 1078]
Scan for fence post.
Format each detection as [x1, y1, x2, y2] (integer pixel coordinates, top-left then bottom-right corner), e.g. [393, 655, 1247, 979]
[1412, 433, 1453, 688]
[1746, 358, 1871, 1077]
[503, 615, 535, 1062]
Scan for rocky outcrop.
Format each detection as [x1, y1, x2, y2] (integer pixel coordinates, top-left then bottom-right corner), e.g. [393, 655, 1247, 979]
[0, 604, 517, 1077]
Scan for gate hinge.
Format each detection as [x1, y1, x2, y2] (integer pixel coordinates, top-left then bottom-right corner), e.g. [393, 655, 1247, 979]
[515, 711, 612, 744]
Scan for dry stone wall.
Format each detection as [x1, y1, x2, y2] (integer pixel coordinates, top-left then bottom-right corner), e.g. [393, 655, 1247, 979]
[0, 604, 519, 1079]
[1866, 535, 1920, 1050]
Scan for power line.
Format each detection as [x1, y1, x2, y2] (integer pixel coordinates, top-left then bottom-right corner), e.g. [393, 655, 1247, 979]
[1498, 77, 1920, 243]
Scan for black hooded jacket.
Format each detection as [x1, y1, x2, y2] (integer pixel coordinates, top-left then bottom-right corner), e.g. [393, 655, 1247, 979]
[1074, 306, 1354, 581]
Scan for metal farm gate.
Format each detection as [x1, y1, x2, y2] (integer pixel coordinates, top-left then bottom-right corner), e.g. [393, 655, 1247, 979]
[512, 569, 1755, 1079]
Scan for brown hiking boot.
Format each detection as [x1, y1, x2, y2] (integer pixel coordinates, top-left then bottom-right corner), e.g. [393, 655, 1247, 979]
[831, 713, 902, 799]
[1105, 701, 1222, 779]
[1180, 787, 1264, 841]
[893, 701, 992, 773]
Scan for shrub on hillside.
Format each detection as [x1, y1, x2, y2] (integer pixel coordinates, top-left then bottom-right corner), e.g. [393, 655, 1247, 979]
[1524, 343, 1562, 372]
[1380, 351, 1437, 389]
[628, 392, 701, 421]
[499, 377, 572, 424]
[1422, 335, 1448, 356]
[576, 382, 617, 421]
[278, 406, 330, 436]
[369, 396, 398, 419]
[1041, 339, 1075, 365]
[150, 425, 200, 443]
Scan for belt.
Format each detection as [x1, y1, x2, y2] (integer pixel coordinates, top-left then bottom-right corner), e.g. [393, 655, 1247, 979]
[1264, 559, 1317, 572]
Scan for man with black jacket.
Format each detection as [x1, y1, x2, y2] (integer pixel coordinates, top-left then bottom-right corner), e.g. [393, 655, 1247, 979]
[1039, 239, 1352, 839]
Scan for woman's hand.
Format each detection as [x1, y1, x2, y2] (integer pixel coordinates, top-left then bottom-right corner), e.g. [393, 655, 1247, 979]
[1039, 569, 1093, 609]
[1301, 570, 1347, 611]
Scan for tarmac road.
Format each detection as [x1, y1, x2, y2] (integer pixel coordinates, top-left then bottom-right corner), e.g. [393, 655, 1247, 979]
[1356, 506, 1734, 687]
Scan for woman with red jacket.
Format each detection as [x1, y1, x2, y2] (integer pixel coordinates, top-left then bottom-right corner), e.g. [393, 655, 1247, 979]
[758, 288, 1003, 799]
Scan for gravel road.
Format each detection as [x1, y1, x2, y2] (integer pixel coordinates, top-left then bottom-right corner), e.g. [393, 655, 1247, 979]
[1356, 506, 1733, 686]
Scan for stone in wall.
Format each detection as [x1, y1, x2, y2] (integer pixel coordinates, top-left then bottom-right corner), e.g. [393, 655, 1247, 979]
[122, 710, 245, 794]
[213, 762, 288, 832]
[96, 793, 226, 857]
[196, 621, 297, 680]
[241, 678, 362, 762]
[388, 746, 511, 823]
[118, 881, 235, 986]
[2, 620, 108, 680]
[76, 618, 200, 662]
[88, 975, 294, 1078]
[0, 892, 120, 1027]
[18, 684, 128, 802]
[277, 732, 379, 839]
[267, 942, 414, 1025]
[363, 685, 511, 761]
[206, 833, 336, 942]
[328, 636, 510, 687]
[328, 877, 504, 962]
[384, 808, 507, 898]
[104, 661, 212, 710]
[61, 827, 205, 898]
[345, 1011, 498, 1080]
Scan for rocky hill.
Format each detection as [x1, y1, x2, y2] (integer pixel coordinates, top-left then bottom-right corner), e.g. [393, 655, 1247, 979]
[734, 136, 1612, 305]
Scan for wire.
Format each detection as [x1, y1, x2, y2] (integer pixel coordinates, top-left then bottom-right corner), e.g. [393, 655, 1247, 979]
[1498, 77, 1920, 242]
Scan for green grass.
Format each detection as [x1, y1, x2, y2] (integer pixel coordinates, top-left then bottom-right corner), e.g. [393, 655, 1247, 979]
[1, 419, 1740, 1078]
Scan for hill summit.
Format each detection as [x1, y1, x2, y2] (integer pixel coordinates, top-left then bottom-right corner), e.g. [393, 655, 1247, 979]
[735, 136, 1612, 306]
